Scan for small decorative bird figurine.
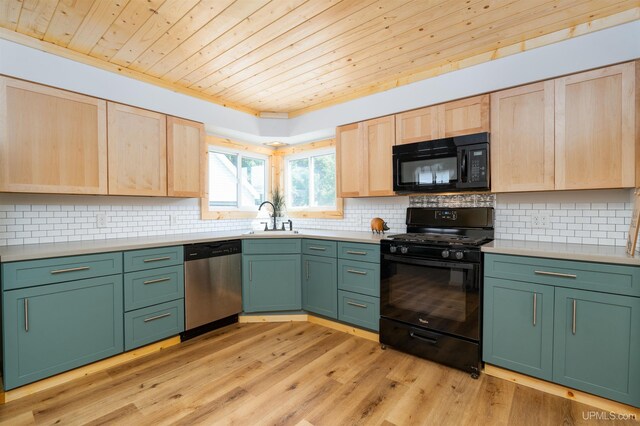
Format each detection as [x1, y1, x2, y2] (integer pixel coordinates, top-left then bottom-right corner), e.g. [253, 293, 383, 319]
[370, 217, 390, 234]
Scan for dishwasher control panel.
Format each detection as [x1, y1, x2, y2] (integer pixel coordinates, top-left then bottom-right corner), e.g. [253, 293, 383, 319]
[184, 240, 242, 261]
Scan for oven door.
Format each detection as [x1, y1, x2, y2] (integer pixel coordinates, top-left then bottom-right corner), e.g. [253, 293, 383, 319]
[381, 254, 480, 340]
[393, 151, 458, 193]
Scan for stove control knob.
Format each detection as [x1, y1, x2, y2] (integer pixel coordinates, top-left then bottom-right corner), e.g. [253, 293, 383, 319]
[400, 246, 409, 254]
[441, 250, 450, 259]
[389, 245, 397, 253]
[455, 251, 464, 260]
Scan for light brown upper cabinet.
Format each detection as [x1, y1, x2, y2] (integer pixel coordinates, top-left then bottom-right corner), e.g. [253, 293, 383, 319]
[363, 115, 396, 196]
[336, 123, 362, 198]
[337, 116, 395, 197]
[395, 94, 490, 145]
[491, 81, 555, 192]
[167, 117, 204, 198]
[555, 62, 636, 190]
[395, 105, 442, 145]
[107, 103, 167, 196]
[0, 76, 108, 195]
[442, 94, 490, 137]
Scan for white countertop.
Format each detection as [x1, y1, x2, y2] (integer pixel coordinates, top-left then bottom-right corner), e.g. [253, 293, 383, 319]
[0, 230, 386, 262]
[482, 239, 640, 266]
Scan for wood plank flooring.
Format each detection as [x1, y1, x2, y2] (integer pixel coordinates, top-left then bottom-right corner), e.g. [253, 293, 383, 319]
[0, 322, 637, 425]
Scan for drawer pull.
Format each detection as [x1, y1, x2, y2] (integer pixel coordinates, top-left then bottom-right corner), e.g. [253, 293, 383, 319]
[572, 299, 577, 335]
[144, 312, 171, 323]
[50, 266, 90, 274]
[308, 246, 327, 251]
[143, 256, 172, 263]
[534, 270, 577, 279]
[409, 331, 437, 345]
[533, 293, 537, 327]
[346, 250, 367, 255]
[347, 269, 367, 276]
[347, 301, 367, 309]
[24, 299, 29, 332]
[143, 277, 171, 285]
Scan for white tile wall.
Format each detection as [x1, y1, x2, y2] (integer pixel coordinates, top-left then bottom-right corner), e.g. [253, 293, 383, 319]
[0, 190, 634, 247]
[0, 194, 409, 247]
[494, 189, 635, 246]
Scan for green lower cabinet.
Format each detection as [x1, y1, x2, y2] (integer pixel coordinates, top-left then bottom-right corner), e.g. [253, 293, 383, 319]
[338, 290, 379, 331]
[243, 254, 301, 312]
[483, 278, 554, 381]
[553, 288, 640, 407]
[124, 300, 184, 351]
[2, 275, 124, 390]
[302, 255, 338, 319]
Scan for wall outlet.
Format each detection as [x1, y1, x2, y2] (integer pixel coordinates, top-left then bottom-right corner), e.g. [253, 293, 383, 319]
[96, 212, 107, 228]
[531, 213, 551, 229]
[169, 213, 177, 226]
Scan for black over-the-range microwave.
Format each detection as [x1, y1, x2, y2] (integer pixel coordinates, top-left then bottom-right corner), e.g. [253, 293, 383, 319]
[392, 132, 490, 193]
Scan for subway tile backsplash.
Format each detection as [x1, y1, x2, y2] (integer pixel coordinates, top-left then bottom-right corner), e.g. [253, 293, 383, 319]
[0, 190, 634, 247]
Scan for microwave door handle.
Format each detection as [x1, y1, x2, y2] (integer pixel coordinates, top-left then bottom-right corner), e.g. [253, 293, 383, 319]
[459, 150, 467, 183]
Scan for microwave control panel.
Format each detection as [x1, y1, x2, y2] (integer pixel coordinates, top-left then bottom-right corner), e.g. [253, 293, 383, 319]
[469, 149, 487, 183]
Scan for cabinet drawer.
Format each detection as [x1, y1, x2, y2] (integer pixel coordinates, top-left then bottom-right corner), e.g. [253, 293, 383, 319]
[485, 254, 640, 297]
[338, 290, 379, 331]
[337, 242, 380, 263]
[242, 238, 301, 254]
[124, 265, 184, 312]
[2, 252, 122, 290]
[302, 239, 337, 258]
[124, 299, 184, 351]
[338, 259, 380, 297]
[123, 246, 183, 272]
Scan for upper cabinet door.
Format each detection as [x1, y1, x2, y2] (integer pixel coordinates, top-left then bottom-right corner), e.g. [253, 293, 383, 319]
[167, 116, 204, 198]
[362, 115, 395, 196]
[0, 77, 107, 195]
[442, 94, 490, 137]
[395, 106, 443, 144]
[555, 62, 636, 190]
[491, 81, 555, 192]
[108, 103, 167, 196]
[336, 123, 362, 197]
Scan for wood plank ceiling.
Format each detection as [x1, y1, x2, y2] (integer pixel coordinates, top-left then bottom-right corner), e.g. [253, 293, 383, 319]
[0, 0, 638, 117]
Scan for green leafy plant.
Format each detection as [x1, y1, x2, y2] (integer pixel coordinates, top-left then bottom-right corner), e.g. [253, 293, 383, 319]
[271, 187, 286, 217]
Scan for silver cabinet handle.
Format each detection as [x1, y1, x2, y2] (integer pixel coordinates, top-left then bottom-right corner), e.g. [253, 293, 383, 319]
[534, 270, 577, 279]
[308, 246, 326, 251]
[50, 266, 90, 274]
[144, 312, 171, 323]
[346, 250, 367, 255]
[572, 299, 577, 335]
[533, 293, 537, 326]
[24, 298, 29, 332]
[143, 256, 171, 263]
[143, 277, 171, 285]
[347, 301, 367, 309]
[347, 269, 367, 275]
[306, 260, 309, 280]
[249, 261, 252, 282]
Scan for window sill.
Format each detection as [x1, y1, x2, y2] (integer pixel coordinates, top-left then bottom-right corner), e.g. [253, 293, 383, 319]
[200, 205, 259, 220]
[285, 199, 344, 219]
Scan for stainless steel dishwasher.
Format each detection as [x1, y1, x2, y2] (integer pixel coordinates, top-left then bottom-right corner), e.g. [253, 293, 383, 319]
[183, 240, 242, 336]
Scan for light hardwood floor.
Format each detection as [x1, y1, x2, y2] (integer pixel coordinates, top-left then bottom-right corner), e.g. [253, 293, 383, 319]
[0, 322, 636, 425]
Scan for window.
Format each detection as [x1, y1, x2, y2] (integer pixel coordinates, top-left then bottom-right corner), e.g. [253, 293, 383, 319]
[285, 149, 336, 210]
[208, 147, 267, 210]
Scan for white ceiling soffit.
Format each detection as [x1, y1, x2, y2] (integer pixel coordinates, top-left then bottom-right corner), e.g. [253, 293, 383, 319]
[1, 20, 639, 145]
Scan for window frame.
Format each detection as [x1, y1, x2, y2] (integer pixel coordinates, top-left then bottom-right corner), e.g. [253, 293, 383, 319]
[284, 147, 337, 211]
[201, 140, 271, 220]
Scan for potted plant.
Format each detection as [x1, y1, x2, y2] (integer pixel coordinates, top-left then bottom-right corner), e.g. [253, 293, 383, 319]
[271, 187, 286, 221]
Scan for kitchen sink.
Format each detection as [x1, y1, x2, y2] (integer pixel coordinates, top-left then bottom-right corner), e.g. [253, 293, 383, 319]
[244, 230, 299, 236]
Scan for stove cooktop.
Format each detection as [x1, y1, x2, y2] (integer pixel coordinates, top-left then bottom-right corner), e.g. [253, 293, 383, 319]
[384, 232, 491, 247]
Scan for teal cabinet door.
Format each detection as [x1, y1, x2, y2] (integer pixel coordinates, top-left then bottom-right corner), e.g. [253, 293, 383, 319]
[483, 277, 554, 381]
[2, 275, 124, 390]
[242, 254, 301, 312]
[553, 288, 640, 407]
[302, 255, 337, 319]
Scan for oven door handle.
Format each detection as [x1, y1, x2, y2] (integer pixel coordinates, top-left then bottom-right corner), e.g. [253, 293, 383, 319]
[383, 254, 475, 270]
[409, 331, 438, 345]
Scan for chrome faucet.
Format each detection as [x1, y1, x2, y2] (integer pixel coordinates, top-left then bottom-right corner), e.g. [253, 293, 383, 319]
[258, 201, 277, 231]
